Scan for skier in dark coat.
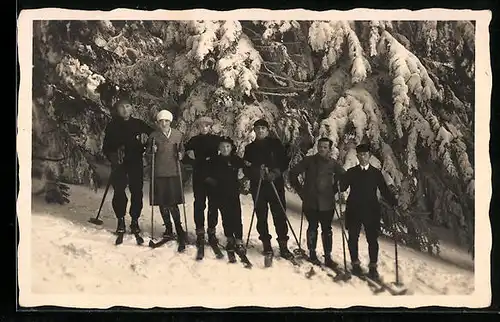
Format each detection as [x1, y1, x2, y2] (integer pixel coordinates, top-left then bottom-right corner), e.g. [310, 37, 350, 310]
[339, 143, 399, 279]
[146, 109, 186, 252]
[102, 98, 154, 234]
[204, 136, 247, 262]
[184, 116, 221, 259]
[243, 119, 293, 265]
[289, 137, 345, 267]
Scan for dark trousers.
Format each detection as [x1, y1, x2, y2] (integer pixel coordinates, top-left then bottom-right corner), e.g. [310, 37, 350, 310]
[111, 162, 144, 220]
[216, 193, 243, 240]
[251, 181, 289, 245]
[346, 216, 380, 265]
[160, 205, 184, 234]
[193, 175, 219, 232]
[304, 209, 334, 254]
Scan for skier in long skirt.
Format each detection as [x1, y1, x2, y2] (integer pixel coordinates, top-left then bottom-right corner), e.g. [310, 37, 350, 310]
[146, 109, 186, 252]
[289, 137, 345, 267]
[243, 119, 293, 266]
[339, 143, 399, 279]
[102, 98, 154, 235]
[204, 137, 247, 263]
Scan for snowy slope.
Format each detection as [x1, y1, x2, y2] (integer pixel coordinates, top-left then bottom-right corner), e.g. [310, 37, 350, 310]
[29, 178, 474, 302]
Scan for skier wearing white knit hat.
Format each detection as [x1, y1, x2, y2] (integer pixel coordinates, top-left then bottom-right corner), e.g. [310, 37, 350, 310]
[146, 109, 186, 252]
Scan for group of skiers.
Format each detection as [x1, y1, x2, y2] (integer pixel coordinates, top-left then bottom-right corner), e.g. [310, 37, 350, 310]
[102, 98, 400, 280]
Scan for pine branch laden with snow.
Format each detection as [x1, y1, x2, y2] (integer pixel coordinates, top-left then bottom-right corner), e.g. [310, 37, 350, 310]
[55, 56, 106, 103]
[376, 30, 441, 138]
[176, 20, 262, 96]
[308, 21, 371, 83]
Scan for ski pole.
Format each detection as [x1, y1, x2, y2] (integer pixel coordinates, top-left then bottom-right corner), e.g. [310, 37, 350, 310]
[88, 170, 113, 225]
[393, 207, 401, 286]
[269, 180, 301, 247]
[149, 138, 156, 244]
[297, 209, 304, 253]
[176, 143, 188, 240]
[335, 181, 349, 274]
[245, 176, 262, 249]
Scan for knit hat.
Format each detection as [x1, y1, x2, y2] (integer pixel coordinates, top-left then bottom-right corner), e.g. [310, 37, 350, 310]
[156, 109, 173, 122]
[253, 119, 269, 128]
[219, 136, 234, 145]
[196, 116, 214, 125]
[356, 143, 370, 153]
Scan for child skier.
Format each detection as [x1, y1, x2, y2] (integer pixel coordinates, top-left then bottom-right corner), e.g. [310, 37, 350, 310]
[204, 137, 250, 265]
[339, 143, 399, 280]
[102, 98, 154, 239]
[289, 137, 346, 267]
[184, 116, 222, 260]
[146, 109, 187, 252]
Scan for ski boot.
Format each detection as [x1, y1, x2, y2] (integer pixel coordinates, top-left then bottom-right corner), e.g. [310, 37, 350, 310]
[235, 239, 247, 256]
[130, 218, 141, 234]
[226, 237, 237, 264]
[195, 229, 205, 260]
[235, 238, 252, 268]
[115, 217, 126, 245]
[263, 240, 274, 268]
[324, 254, 337, 269]
[308, 250, 321, 266]
[208, 228, 224, 259]
[307, 230, 320, 264]
[351, 261, 363, 277]
[163, 224, 175, 241]
[160, 207, 174, 241]
[321, 231, 336, 268]
[176, 226, 186, 253]
[368, 263, 380, 281]
[278, 240, 294, 260]
[116, 217, 126, 234]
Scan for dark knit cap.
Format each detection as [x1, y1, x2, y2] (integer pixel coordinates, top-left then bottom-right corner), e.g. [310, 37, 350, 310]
[356, 143, 371, 153]
[253, 119, 269, 128]
[219, 136, 234, 145]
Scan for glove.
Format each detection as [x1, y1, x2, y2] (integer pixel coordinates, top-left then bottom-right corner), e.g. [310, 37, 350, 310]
[204, 177, 217, 187]
[265, 168, 281, 181]
[178, 152, 183, 161]
[137, 133, 149, 145]
[117, 146, 125, 164]
[186, 150, 195, 160]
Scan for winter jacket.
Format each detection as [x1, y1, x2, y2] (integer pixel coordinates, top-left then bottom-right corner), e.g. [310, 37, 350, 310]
[289, 154, 345, 211]
[184, 133, 221, 179]
[146, 128, 184, 178]
[243, 137, 288, 187]
[205, 154, 245, 197]
[102, 117, 154, 165]
[339, 164, 398, 223]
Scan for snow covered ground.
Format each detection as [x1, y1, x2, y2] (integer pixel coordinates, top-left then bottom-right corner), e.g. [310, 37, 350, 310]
[27, 178, 475, 307]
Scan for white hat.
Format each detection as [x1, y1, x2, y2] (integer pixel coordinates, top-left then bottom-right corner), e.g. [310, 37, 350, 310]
[156, 110, 173, 122]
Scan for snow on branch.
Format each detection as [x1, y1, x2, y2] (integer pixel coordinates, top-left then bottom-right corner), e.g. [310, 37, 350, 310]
[56, 56, 106, 103]
[178, 21, 262, 96]
[377, 31, 442, 138]
[308, 21, 371, 83]
[317, 87, 384, 159]
[253, 20, 301, 40]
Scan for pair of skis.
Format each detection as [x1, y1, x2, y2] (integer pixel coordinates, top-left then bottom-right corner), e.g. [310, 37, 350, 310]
[215, 243, 253, 269]
[302, 254, 407, 295]
[196, 242, 225, 261]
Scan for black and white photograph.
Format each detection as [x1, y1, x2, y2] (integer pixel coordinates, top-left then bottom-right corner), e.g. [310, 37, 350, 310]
[17, 9, 492, 309]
